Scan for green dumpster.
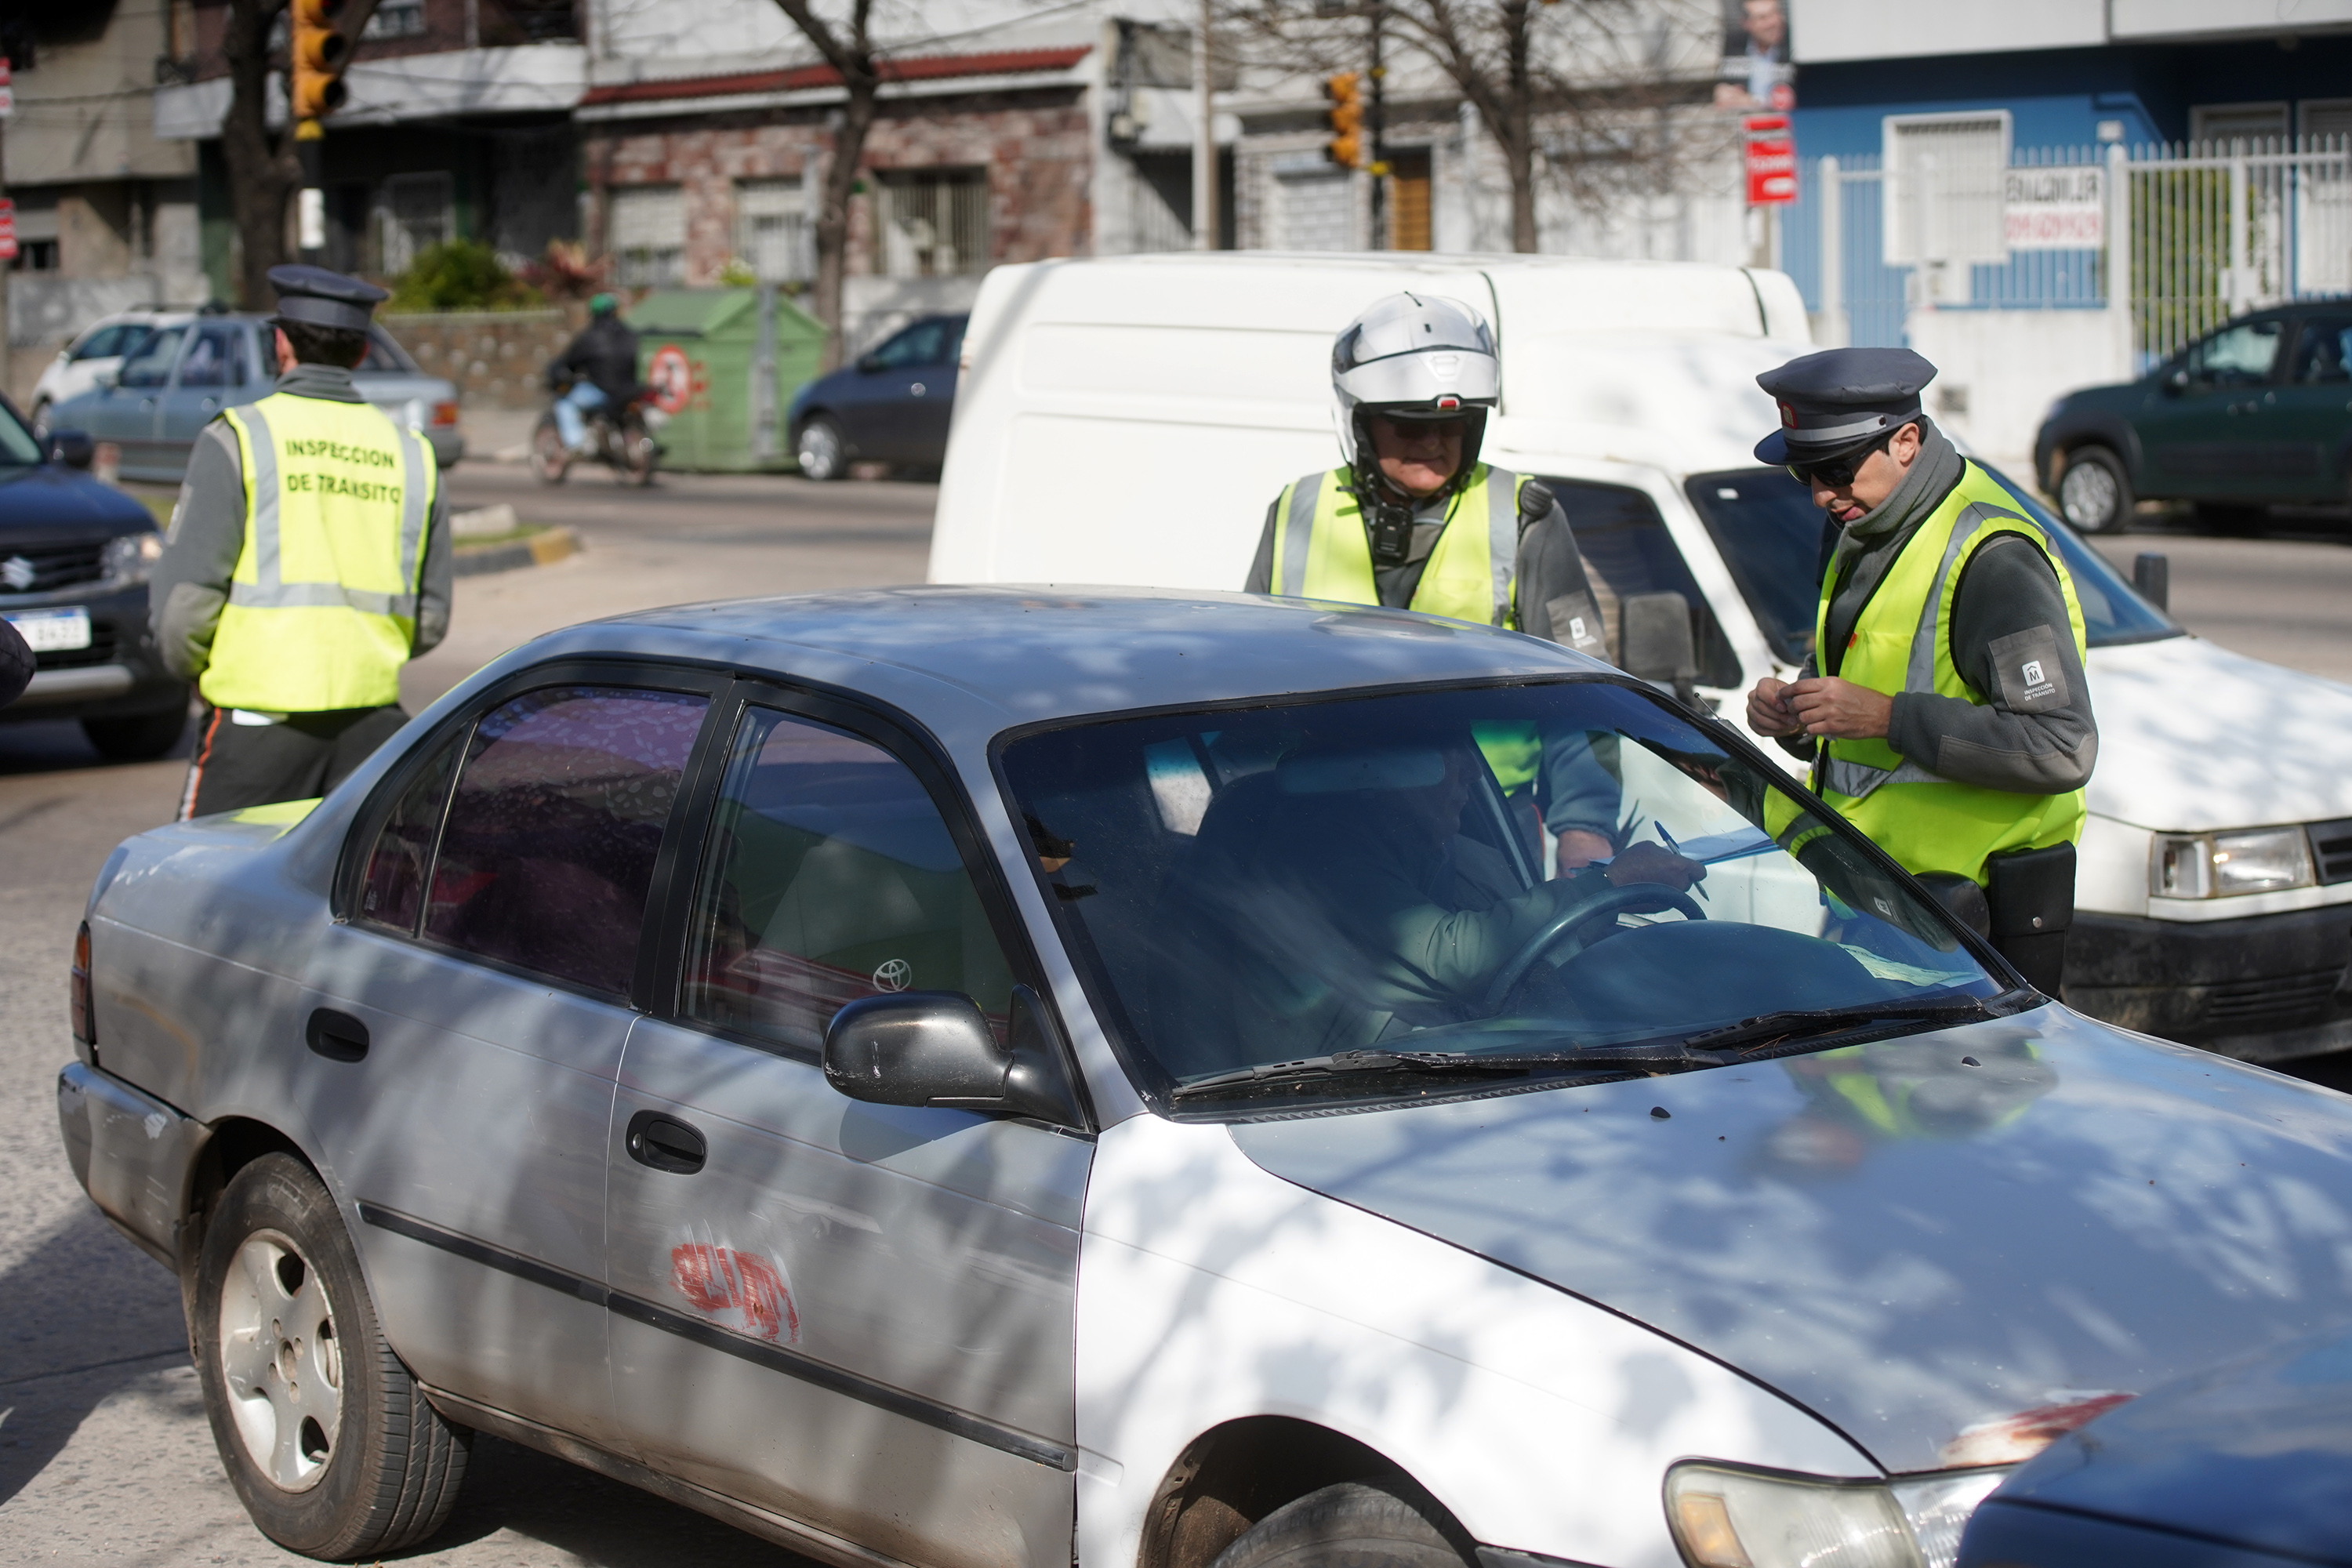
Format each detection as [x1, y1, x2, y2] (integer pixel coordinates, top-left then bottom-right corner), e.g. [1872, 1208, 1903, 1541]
[627, 287, 827, 473]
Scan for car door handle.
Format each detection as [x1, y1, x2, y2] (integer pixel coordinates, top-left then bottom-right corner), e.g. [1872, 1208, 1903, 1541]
[305, 1007, 369, 1062]
[626, 1109, 707, 1174]
[200, 397, 218, 412]
[910, 382, 926, 396]
[139, 398, 155, 411]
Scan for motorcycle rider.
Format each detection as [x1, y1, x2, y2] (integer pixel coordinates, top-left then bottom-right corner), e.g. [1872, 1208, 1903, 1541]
[546, 292, 640, 455]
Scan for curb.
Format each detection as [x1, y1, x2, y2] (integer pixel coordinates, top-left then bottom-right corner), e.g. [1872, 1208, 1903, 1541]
[453, 527, 582, 579]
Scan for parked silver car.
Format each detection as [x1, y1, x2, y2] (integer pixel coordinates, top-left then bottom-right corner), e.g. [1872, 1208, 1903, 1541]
[45, 312, 463, 481]
[57, 590, 2352, 1568]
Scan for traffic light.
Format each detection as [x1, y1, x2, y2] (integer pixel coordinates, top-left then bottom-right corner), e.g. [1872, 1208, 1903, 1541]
[289, 0, 352, 136]
[1325, 71, 1363, 169]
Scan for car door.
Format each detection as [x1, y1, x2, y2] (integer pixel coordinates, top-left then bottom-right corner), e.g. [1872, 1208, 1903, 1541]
[837, 317, 953, 463]
[85, 323, 185, 474]
[2135, 317, 2288, 503]
[303, 670, 719, 1446]
[156, 321, 262, 475]
[2273, 314, 2352, 499]
[605, 687, 1090, 1568]
[905, 315, 966, 464]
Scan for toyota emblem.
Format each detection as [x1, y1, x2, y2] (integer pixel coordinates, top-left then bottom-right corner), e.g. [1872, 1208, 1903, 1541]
[871, 959, 912, 993]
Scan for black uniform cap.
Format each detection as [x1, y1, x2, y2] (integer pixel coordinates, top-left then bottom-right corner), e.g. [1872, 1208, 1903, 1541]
[267, 264, 389, 333]
[1753, 347, 1936, 464]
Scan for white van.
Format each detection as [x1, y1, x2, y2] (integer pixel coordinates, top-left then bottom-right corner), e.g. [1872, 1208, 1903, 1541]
[931, 252, 2352, 1065]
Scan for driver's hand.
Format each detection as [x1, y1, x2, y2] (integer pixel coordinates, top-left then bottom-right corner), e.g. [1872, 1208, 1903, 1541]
[1606, 842, 1706, 891]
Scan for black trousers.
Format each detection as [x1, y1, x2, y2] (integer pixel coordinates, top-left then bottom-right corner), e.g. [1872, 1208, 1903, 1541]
[179, 705, 409, 819]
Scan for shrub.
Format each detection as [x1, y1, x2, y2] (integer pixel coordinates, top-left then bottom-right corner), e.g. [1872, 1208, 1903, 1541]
[387, 239, 544, 312]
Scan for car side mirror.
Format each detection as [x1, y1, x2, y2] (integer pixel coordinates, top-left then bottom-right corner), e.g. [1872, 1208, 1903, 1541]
[45, 430, 95, 470]
[1621, 591, 1699, 705]
[855, 352, 884, 375]
[823, 985, 1084, 1127]
[93, 367, 120, 390]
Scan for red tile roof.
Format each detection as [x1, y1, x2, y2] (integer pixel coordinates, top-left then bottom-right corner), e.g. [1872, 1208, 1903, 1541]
[580, 45, 1092, 107]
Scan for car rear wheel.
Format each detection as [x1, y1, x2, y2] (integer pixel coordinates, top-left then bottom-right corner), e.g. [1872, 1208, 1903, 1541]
[2056, 446, 2132, 533]
[82, 706, 188, 762]
[529, 417, 570, 485]
[797, 416, 846, 481]
[194, 1154, 470, 1559]
[1210, 1479, 1474, 1568]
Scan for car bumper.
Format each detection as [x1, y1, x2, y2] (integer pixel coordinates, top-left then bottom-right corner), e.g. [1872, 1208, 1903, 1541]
[2066, 906, 2352, 1061]
[56, 1060, 205, 1273]
[0, 580, 189, 724]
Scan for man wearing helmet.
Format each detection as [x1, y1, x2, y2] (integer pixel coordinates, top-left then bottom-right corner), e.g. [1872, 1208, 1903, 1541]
[1245, 292, 1639, 876]
[546, 292, 640, 456]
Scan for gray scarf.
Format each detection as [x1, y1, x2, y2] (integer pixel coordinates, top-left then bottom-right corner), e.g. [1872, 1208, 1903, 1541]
[274, 362, 365, 404]
[1820, 419, 1965, 676]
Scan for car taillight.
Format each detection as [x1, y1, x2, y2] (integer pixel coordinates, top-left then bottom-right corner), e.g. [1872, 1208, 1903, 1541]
[431, 401, 459, 427]
[71, 920, 93, 1045]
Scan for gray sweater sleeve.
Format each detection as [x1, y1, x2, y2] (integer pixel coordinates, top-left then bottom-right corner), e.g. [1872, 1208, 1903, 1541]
[414, 479, 453, 656]
[1243, 498, 1279, 594]
[151, 422, 249, 681]
[1883, 535, 2097, 793]
[1508, 495, 1597, 643]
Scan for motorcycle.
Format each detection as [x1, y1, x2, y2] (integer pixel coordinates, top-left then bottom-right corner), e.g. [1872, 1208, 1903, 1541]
[532, 374, 663, 487]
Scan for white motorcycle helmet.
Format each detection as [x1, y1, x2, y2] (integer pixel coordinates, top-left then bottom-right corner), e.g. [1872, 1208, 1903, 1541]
[1330, 292, 1501, 494]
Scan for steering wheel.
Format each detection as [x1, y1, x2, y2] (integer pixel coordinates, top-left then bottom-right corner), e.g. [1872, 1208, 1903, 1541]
[1481, 883, 1707, 1013]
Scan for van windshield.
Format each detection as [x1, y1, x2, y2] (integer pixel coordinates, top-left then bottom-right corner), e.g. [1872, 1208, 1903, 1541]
[1000, 680, 2011, 1113]
[1685, 464, 2178, 666]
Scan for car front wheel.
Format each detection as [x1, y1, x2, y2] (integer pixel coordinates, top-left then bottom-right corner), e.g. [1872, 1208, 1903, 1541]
[797, 416, 847, 481]
[194, 1153, 470, 1559]
[2056, 446, 2132, 533]
[1210, 1480, 1473, 1568]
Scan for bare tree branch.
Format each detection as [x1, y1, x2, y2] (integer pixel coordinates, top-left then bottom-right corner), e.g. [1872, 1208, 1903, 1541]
[770, 0, 882, 370]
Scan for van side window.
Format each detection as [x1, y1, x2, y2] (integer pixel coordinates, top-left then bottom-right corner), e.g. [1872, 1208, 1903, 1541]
[1540, 477, 1741, 688]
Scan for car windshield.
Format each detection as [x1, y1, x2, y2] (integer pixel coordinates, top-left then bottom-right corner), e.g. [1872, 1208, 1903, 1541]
[1685, 463, 2177, 664]
[1000, 680, 2011, 1110]
[0, 401, 42, 465]
[358, 327, 420, 375]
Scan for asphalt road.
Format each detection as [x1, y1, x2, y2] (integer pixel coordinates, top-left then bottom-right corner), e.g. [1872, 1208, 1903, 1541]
[1, 473, 2348, 1564]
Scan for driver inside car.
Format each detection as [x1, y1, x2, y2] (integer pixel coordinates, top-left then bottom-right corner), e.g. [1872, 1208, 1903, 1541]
[1149, 736, 1704, 1073]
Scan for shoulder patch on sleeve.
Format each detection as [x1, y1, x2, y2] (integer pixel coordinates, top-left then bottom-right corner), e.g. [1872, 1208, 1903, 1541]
[1989, 625, 2068, 713]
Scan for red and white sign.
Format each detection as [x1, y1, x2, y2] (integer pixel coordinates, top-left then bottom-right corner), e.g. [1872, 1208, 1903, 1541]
[2004, 165, 2103, 250]
[0, 56, 13, 119]
[646, 343, 695, 415]
[1744, 114, 1796, 206]
[0, 198, 16, 263]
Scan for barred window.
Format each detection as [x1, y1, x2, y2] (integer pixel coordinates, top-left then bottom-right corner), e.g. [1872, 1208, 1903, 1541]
[872, 168, 989, 278]
[736, 178, 811, 284]
[611, 185, 687, 288]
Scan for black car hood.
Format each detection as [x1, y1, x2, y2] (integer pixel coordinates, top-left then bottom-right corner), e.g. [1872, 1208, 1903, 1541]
[0, 465, 154, 539]
[1229, 1005, 2352, 1475]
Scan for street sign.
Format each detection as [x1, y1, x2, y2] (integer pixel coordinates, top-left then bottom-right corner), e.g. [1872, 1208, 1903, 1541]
[1744, 114, 1796, 206]
[0, 198, 16, 263]
[0, 56, 12, 118]
[2004, 165, 2103, 250]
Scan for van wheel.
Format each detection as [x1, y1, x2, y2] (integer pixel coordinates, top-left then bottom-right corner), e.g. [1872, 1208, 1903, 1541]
[2056, 447, 2131, 533]
[82, 706, 188, 762]
[1210, 1480, 1474, 1568]
[194, 1154, 470, 1559]
[797, 416, 846, 481]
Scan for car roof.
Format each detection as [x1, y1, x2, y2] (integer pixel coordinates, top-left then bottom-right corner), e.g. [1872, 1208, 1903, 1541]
[505, 586, 1606, 749]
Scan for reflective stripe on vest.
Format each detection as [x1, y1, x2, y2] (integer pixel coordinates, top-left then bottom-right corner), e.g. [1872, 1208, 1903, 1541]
[201, 395, 433, 712]
[1811, 462, 2089, 884]
[1269, 464, 1521, 628]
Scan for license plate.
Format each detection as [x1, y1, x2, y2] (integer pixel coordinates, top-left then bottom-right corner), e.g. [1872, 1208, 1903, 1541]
[4, 607, 93, 653]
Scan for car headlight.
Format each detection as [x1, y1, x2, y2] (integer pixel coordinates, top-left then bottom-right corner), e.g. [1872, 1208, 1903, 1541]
[1665, 1462, 2010, 1568]
[2150, 826, 2315, 898]
[101, 532, 165, 586]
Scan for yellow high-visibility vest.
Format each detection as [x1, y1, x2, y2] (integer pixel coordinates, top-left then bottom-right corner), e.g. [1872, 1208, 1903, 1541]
[1802, 462, 2089, 885]
[1265, 463, 1530, 628]
[203, 393, 434, 712]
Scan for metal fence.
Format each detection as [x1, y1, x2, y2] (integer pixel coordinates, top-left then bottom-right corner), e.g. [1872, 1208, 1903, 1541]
[1783, 135, 2352, 369]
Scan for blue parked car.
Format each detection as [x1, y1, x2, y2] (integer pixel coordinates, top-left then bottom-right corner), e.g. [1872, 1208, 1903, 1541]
[788, 313, 967, 481]
[1959, 1326, 2352, 1567]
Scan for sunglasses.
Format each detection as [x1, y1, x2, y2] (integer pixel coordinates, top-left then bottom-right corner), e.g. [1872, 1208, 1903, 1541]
[1787, 434, 1893, 487]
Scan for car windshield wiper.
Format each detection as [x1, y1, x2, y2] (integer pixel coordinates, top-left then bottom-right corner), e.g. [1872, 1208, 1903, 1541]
[1682, 998, 1992, 1054]
[1170, 1043, 1712, 1100]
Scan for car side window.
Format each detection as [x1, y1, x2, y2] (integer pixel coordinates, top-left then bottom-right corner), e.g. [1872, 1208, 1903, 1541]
[355, 732, 464, 934]
[680, 705, 1018, 1054]
[2290, 320, 2352, 384]
[420, 686, 710, 995]
[2183, 321, 2283, 385]
[177, 325, 251, 390]
[117, 326, 187, 390]
[72, 325, 137, 361]
[867, 319, 949, 371]
[1541, 477, 1743, 688]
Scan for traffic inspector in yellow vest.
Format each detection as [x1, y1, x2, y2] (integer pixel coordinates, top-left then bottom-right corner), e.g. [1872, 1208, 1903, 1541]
[1244, 292, 1697, 892]
[1744, 347, 2096, 993]
[152, 265, 452, 819]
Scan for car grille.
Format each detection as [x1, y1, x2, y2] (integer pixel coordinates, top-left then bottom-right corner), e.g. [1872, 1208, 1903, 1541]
[2310, 818, 2352, 886]
[2204, 970, 2347, 1032]
[32, 626, 118, 671]
[0, 542, 107, 595]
